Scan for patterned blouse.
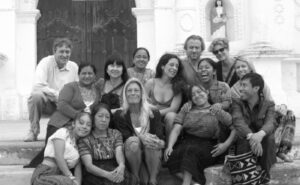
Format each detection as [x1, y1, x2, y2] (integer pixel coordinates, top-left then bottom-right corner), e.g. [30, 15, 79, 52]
[127, 67, 155, 85]
[78, 129, 123, 160]
[78, 83, 97, 106]
[175, 106, 232, 139]
[208, 80, 232, 106]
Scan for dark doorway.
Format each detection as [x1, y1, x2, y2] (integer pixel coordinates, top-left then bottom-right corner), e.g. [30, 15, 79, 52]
[37, 0, 137, 77]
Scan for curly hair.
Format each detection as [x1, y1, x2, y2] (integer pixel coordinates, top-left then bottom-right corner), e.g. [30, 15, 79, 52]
[208, 38, 229, 53]
[155, 53, 184, 95]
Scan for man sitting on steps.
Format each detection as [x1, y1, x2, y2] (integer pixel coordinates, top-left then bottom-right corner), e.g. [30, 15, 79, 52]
[24, 37, 78, 142]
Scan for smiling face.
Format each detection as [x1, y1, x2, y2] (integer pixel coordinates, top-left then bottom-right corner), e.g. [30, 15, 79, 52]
[107, 62, 123, 79]
[79, 66, 96, 86]
[198, 60, 215, 83]
[191, 86, 208, 107]
[94, 107, 111, 131]
[54, 44, 72, 69]
[235, 60, 251, 79]
[186, 39, 203, 61]
[126, 82, 142, 105]
[73, 113, 92, 138]
[133, 49, 149, 70]
[212, 44, 229, 61]
[239, 79, 259, 101]
[162, 58, 179, 79]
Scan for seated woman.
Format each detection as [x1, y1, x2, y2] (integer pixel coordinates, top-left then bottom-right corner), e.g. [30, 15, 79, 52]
[165, 85, 235, 185]
[78, 103, 137, 185]
[208, 38, 239, 87]
[98, 54, 129, 111]
[114, 78, 165, 185]
[127, 47, 155, 85]
[145, 53, 184, 139]
[26, 63, 101, 167]
[231, 57, 295, 162]
[31, 112, 92, 185]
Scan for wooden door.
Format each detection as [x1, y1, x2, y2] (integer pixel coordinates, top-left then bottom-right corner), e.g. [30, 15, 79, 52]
[37, 0, 137, 78]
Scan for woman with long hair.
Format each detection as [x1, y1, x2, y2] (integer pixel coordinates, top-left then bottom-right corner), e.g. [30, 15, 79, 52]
[31, 112, 92, 185]
[78, 103, 137, 185]
[114, 78, 165, 185]
[145, 53, 184, 139]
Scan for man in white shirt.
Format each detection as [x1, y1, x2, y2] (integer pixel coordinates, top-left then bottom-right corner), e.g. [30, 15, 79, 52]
[24, 38, 78, 142]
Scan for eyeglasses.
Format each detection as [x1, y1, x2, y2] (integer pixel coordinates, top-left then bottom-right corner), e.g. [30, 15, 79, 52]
[212, 47, 225, 55]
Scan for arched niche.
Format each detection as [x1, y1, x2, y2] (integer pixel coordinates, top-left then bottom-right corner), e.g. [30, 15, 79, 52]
[205, 0, 234, 41]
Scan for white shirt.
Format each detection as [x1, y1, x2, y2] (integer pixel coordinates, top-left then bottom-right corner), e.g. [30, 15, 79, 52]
[32, 55, 78, 95]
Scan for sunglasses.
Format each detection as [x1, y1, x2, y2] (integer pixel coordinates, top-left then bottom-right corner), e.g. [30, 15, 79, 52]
[212, 47, 225, 55]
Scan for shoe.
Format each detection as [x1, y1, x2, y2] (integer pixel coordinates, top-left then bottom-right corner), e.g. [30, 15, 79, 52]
[24, 132, 37, 142]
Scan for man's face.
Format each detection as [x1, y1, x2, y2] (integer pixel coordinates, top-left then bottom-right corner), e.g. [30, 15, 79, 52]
[239, 79, 259, 100]
[54, 44, 71, 69]
[186, 39, 202, 61]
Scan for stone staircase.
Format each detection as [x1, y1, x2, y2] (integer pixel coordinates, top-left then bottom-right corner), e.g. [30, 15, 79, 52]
[0, 119, 300, 185]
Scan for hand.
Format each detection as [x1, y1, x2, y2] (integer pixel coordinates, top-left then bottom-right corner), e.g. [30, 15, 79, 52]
[250, 141, 263, 156]
[142, 134, 162, 150]
[210, 103, 223, 115]
[164, 147, 173, 161]
[211, 143, 229, 157]
[249, 131, 265, 144]
[113, 165, 125, 183]
[105, 171, 120, 183]
[181, 101, 192, 112]
[72, 179, 80, 185]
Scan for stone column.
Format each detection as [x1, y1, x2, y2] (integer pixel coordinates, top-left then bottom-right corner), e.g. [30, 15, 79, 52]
[15, 0, 40, 119]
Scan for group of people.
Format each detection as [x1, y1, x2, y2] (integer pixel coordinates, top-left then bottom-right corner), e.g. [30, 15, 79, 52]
[25, 35, 295, 185]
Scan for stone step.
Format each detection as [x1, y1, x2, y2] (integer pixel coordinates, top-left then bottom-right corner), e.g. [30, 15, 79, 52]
[1, 162, 300, 185]
[205, 160, 300, 185]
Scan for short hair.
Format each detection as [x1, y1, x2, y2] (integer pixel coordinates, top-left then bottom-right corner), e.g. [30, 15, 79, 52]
[91, 103, 113, 130]
[183, 35, 205, 51]
[208, 38, 229, 53]
[78, 63, 97, 75]
[132, 47, 150, 61]
[104, 54, 128, 82]
[155, 53, 184, 95]
[241, 73, 265, 96]
[197, 58, 217, 71]
[52, 38, 73, 53]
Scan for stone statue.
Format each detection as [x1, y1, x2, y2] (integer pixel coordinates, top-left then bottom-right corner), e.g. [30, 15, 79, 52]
[211, 0, 227, 38]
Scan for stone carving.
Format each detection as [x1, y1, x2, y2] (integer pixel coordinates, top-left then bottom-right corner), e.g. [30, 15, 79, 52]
[180, 13, 194, 32]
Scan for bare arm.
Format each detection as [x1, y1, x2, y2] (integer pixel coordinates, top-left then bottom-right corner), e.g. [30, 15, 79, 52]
[164, 124, 182, 161]
[53, 139, 73, 177]
[73, 161, 82, 185]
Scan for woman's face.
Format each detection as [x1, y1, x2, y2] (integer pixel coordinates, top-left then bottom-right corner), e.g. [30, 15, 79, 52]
[191, 86, 208, 107]
[107, 62, 123, 79]
[217, 0, 222, 6]
[79, 66, 96, 86]
[162, 58, 179, 79]
[133, 49, 149, 70]
[73, 114, 92, 138]
[126, 82, 142, 105]
[94, 108, 110, 131]
[235, 60, 251, 79]
[213, 44, 229, 61]
[198, 60, 215, 83]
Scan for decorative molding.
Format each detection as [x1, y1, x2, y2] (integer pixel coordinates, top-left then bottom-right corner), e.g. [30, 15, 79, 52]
[275, 15, 285, 24]
[0, 53, 8, 68]
[16, 10, 41, 23]
[179, 13, 194, 32]
[295, 14, 300, 31]
[132, 8, 154, 22]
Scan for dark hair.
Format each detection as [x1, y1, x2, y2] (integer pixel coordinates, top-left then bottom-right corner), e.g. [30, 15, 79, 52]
[197, 58, 217, 71]
[104, 54, 128, 82]
[78, 63, 97, 75]
[91, 103, 113, 130]
[183, 35, 205, 51]
[52, 38, 73, 52]
[132, 47, 150, 60]
[215, 0, 223, 7]
[155, 53, 184, 95]
[187, 85, 214, 105]
[74, 111, 92, 123]
[208, 38, 229, 52]
[241, 73, 265, 97]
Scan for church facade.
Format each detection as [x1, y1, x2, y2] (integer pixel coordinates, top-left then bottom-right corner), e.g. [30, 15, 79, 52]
[0, 0, 300, 119]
